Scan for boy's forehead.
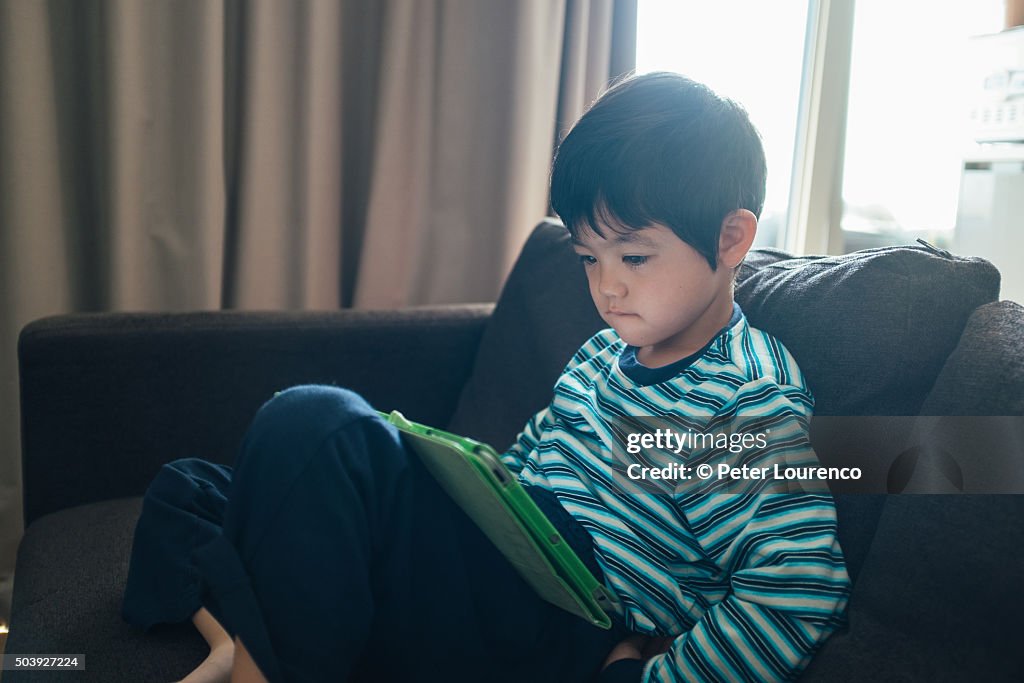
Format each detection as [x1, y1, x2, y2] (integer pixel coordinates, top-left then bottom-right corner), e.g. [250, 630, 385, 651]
[571, 226, 662, 248]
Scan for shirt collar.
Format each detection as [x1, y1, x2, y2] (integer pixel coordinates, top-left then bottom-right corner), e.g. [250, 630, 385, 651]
[618, 301, 744, 386]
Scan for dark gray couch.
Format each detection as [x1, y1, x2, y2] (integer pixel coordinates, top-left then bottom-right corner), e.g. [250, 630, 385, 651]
[8, 220, 1024, 681]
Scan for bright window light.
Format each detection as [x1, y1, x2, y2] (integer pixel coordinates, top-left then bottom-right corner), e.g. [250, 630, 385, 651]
[840, 0, 1004, 242]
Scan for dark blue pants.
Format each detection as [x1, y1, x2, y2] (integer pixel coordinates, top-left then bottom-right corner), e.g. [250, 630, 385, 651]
[122, 385, 629, 682]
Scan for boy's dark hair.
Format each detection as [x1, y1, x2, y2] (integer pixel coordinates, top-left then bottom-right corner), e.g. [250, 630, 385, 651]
[550, 71, 766, 271]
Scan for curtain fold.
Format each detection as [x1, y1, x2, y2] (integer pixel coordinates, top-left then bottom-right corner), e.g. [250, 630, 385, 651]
[0, 0, 636, 623]
[356, 0, 573, 307]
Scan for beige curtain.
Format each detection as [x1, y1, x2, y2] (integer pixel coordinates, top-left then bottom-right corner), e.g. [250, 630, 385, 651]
[0, 0, 635, 622]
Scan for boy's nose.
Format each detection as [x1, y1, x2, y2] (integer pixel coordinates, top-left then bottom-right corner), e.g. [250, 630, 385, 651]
[598, 270, 627, 298]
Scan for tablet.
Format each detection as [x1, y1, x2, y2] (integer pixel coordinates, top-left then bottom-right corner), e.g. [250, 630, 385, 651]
[377, 409, 619, 629]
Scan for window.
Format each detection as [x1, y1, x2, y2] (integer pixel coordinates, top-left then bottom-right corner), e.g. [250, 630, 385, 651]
[839, 0, 1004, 251]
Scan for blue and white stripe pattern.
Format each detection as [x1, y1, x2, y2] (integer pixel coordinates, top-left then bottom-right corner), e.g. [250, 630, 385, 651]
[501, 308, 850, 682]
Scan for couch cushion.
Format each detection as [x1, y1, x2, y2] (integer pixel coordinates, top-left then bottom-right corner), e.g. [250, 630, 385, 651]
[733, 246, 1000, 416]
[5, 498, 205, 682]
[919, 300, 1024, 415]
[907, 300, 1024, 495]
[801, 495, 1024, 681]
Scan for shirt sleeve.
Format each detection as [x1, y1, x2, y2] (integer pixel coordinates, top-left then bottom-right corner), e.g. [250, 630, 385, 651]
[499, 328, 616, 476]
[499, 403, 556, 476]
[644, 380, 851, 682]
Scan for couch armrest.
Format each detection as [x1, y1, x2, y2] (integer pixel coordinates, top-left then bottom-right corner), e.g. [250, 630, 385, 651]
[18, 304, 492, 524]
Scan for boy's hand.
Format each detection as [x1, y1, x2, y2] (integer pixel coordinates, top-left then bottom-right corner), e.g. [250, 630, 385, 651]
[602, 634, 674, 670]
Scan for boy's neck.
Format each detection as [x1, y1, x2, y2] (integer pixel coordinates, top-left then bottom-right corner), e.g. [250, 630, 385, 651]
[635, 294, 736, 369]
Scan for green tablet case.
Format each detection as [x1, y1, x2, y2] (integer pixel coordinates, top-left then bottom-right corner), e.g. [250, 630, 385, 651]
[378, 410, 619, 629]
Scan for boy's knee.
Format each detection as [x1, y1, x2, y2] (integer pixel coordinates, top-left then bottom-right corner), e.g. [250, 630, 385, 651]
[256, 385, 374, 429]
[225, 385, 404, 540]
[243, 385, 382, 465]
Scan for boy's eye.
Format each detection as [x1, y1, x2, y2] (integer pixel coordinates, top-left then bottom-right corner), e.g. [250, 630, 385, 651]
[577, 254, 597, 266]
[623, 255, 648, 267]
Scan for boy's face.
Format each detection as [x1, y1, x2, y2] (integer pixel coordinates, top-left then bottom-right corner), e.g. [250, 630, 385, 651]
[571, 222, 737, 367]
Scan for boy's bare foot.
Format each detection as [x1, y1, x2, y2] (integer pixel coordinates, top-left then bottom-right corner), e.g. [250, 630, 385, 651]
[176, 607, 235, 683]
[176, 642, 234, 683]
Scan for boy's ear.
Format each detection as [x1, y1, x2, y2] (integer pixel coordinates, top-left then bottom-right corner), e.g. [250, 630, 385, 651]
[718, 209, 757, 269]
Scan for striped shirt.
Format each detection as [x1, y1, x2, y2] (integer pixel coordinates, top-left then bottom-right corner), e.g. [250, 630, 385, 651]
[501, 302, 851, 682]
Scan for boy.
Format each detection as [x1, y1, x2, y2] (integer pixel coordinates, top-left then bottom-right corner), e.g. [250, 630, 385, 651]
[504, 71, 851, 680]
[122, 72, 848, 683]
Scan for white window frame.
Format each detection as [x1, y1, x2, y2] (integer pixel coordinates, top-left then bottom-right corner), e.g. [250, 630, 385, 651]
[785, 0, 857, 256]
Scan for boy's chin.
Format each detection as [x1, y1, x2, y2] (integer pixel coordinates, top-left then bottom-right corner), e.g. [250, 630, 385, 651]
[607, 324, 648, 348]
